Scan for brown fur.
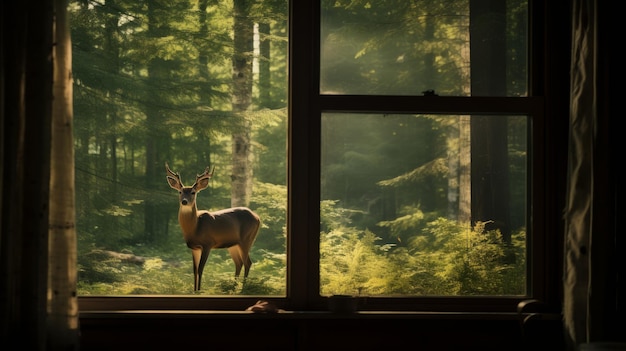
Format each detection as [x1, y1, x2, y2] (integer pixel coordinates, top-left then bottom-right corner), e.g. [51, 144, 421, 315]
[166, 163, 261, 291]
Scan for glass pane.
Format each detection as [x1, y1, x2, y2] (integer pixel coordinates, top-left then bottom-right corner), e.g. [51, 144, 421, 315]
[320, 0, 528, 97]
[320, 113, 528, 296]
[71, 1, 288, 295]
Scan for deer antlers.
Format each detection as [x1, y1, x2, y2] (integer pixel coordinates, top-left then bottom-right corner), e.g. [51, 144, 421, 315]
[165, 162, 181, 183]
[165, 162, 214, 187]
[197, 165, 215, 181]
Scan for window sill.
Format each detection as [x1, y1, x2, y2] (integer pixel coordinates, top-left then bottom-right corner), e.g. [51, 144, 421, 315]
[80, 309, 560, 321]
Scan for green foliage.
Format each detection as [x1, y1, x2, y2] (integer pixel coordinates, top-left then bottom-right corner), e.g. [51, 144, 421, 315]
[250, 181, 287, 252]
[78, 246, 284, 295]
[320, 199, 526, 296]
[378, 205, 426, 237]
[321, 0, 471, 95]
[321, 227, 392, 296]
[254, 109, 287, 184]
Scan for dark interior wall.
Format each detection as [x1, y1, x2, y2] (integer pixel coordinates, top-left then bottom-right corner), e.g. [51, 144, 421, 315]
[78, 313, 564, 351]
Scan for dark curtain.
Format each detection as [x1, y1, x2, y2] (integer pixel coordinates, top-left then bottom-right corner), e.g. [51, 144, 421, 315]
[563, 0, 620, 349]
[0, 0, 78, 350]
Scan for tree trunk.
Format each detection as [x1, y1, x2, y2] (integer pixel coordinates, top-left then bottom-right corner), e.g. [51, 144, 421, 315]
[457, 11, 472, 224]
[144, 0, 171, 242]
[48, 0, 79, 347]
[458, 116, 472, 224]
[231, 0, 254, 207]
[258, 22, 271, 107]
[469, 0, 511, 243]
[197, 0, 214, 173]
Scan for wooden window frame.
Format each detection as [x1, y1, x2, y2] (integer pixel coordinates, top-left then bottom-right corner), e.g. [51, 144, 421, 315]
[79, 0, 566, 316]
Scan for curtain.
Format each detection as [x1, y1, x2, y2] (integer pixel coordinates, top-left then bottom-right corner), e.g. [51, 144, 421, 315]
[0, 0, 77, 349]
[563, 0, 617, 349]
[0, 1, 54, 349]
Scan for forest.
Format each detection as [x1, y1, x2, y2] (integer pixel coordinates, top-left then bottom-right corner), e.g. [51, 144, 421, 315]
[72, 0, 528, 296]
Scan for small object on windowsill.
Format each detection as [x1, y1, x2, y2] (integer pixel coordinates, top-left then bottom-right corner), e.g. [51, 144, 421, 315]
[422, 89, 438, 96]
[246, 300, 283, 313]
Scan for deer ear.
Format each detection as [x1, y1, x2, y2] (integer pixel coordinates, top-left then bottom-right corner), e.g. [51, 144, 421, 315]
[167, 176, 182, 190]
[194, 176, 210, 191]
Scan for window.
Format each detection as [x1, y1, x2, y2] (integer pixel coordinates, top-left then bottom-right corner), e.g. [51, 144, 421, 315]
[320, 113, 528, 297]
[315, 0, 536, 303]
[78, 0, 557, 313]
[73, 0, 289, 306]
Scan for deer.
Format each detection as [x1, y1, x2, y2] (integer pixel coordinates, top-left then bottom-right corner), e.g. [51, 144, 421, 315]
[165, 162, 261, 291]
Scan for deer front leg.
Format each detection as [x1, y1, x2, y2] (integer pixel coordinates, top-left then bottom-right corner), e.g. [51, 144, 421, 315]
[191, 247, 210, 291]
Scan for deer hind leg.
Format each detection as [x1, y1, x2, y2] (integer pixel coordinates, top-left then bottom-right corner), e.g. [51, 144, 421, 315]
[243, 255, 252, 278]
[234, 244, 253, 278]
[241, 220, 259, 278]
[228, 246, 244, 278]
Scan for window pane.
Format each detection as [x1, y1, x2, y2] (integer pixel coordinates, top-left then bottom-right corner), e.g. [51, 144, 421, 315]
[320, 0, 528, 97]
[320, 113, 528, 296]
[72, 0, 288, 295]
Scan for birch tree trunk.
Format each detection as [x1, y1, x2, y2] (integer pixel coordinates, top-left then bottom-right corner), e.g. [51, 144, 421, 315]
[47, 0, 79, 348]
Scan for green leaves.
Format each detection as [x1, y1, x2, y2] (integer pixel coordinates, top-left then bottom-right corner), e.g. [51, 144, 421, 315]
[321, 198, 526, 296]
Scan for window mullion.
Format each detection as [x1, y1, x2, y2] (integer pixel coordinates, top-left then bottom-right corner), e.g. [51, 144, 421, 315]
[319, 95, 544, 115]
[288, 0, 322, 310]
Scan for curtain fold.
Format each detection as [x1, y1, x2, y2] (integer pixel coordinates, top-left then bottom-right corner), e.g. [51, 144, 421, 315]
[563, 0, 616, 349]
[563, 0, 595, 345]
[0, 1, 54, 349]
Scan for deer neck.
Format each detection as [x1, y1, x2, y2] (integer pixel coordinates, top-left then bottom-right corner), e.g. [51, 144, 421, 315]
[178, 205, 199, 237]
